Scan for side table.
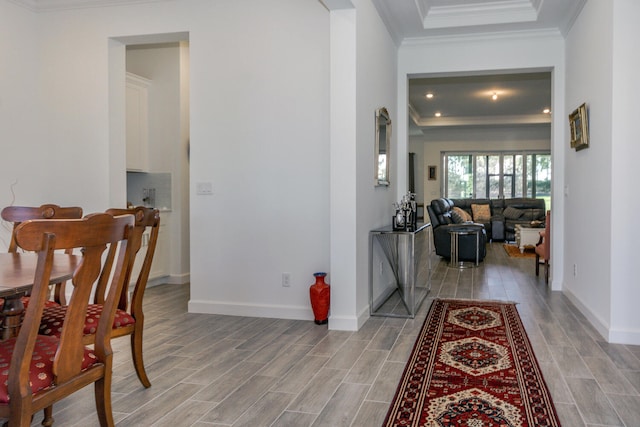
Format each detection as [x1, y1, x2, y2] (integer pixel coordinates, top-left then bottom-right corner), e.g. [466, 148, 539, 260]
[448, 226, 481, 268]
[515, 224, 545, 253]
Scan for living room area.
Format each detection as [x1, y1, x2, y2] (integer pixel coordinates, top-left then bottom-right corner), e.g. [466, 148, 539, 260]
[406, 71, 552, 275]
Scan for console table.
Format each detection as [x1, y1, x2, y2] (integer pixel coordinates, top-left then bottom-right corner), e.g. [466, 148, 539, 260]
[369, 223, 432, 318]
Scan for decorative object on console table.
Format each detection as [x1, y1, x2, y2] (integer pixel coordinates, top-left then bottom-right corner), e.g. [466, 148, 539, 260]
[569, 102, 589, 151]
[393, 209, 406, 230]
[309, 272, 330, 325]
[392, 192, 417, 231]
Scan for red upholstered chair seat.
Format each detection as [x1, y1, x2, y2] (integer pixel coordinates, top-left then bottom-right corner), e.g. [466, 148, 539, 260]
[0, 335, 97, 404]
[21, 296, 64, 310]
[40, 304, 136, 337]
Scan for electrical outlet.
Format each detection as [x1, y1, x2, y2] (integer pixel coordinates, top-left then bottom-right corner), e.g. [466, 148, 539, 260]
[573, 264, 577, 277]
[282, 272, 291, 287]
[196, 182, 213, 195]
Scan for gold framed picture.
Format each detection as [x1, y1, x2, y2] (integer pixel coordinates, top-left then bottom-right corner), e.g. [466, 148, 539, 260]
[569, 103, 589, 151]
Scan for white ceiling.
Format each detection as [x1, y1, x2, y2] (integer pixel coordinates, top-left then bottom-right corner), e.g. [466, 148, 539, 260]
[408, 71, 552, 134]
[370, 0, 585, 135]
[371, 0, 586, 42]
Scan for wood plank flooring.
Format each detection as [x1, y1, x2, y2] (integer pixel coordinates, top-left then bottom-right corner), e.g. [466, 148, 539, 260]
[22, 242, 640, 426]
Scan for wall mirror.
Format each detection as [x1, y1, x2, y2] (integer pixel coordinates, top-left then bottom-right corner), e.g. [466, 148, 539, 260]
[375, 107, 391, 186]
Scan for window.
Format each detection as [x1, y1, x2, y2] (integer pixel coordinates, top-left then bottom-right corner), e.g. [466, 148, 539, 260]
[443, 151, 551, 209]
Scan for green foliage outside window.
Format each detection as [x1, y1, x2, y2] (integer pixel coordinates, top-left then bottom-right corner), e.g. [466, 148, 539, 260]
[444, 152, 551, 210]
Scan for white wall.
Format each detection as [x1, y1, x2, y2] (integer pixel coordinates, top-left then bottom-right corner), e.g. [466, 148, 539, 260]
[411, 125, 551, 204]
[563, 0, 640, 344]
[563, 0, 614, 340]
[327, 7, 357, 329]
[355, 0, 398, 326]
[0, 0, 333, 322]
[609, 1, 640, 344]
[560, 0, 640, 344]
[325, 0, 398, 330]
[0, 2, 59, 237]
[398, 32, 566, 291]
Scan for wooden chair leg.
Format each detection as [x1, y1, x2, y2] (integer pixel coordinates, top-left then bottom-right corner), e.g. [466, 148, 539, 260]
[131, 328, 151, 388]
[544, 260, 549, 284]
[41, 406, 54, 427]
[535, 254, 540, 276]
[94, 375, 114, 427]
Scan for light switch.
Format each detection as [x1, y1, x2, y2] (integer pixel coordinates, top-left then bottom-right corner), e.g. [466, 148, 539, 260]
[196, 182, 213, 195]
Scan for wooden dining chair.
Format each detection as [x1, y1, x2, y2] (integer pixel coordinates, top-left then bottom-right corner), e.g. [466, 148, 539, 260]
[39, 207, 160, 389]
[1, 204, 83, 304]
[0, 213, 134, 427]
[535, 210, 551, 284]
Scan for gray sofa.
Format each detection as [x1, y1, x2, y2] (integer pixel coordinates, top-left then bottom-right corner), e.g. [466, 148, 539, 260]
[433, 197, 546, 241]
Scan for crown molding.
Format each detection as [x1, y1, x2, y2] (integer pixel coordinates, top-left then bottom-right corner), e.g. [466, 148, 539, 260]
[401, 27, 562, 47]
[9, 0, 170, 12]
[413, 113, 550, 128]
[417, 0, 540, 30]
[319, 0, 354, 11]
[559, 0, 587, 36]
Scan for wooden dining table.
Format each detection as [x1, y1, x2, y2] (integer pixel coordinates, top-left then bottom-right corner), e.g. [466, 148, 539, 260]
[0, 252, 79, 340]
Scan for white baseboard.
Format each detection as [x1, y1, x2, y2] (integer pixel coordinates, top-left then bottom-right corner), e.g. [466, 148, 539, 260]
[328, 305, 372, 331]
[563, 288, 609, 340]
[327, 311, 363, 331]
[608, 327, 640, 345]
[187, 298, 366, 331]
[562, 288, 640, 345]
[188, 299, 314, 322]
[146, 273, 190, 288]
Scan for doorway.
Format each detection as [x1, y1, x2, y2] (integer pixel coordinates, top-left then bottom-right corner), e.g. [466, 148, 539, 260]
[109, 33, 191, 286]
[407, 71, 552, 210]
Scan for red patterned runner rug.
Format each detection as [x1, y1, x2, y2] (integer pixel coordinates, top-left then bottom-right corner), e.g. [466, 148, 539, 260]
[383, 299, 561, 427]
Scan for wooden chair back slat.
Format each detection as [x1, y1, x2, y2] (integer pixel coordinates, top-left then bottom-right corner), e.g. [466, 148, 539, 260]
[1, 204, 83, 253]
[104, 207, 160, 314]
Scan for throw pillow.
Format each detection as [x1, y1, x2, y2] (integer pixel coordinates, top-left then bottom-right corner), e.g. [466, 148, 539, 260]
[521, 209, 543, 221]
[450, 210, 465, 224]
[452, 206, 472, 222]
[471, 204, 491, 222]
[503, 206, 523, 220]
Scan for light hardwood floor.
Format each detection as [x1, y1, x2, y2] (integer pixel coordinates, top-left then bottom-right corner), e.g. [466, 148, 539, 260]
[25, 242, 640, 426]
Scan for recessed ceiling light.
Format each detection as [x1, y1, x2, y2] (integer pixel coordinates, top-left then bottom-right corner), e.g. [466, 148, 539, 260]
[543, 108, 551, 114]
[426, 93, 434, 99]
[492, 92, 498, 101]
[434, 112, 441, 117]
